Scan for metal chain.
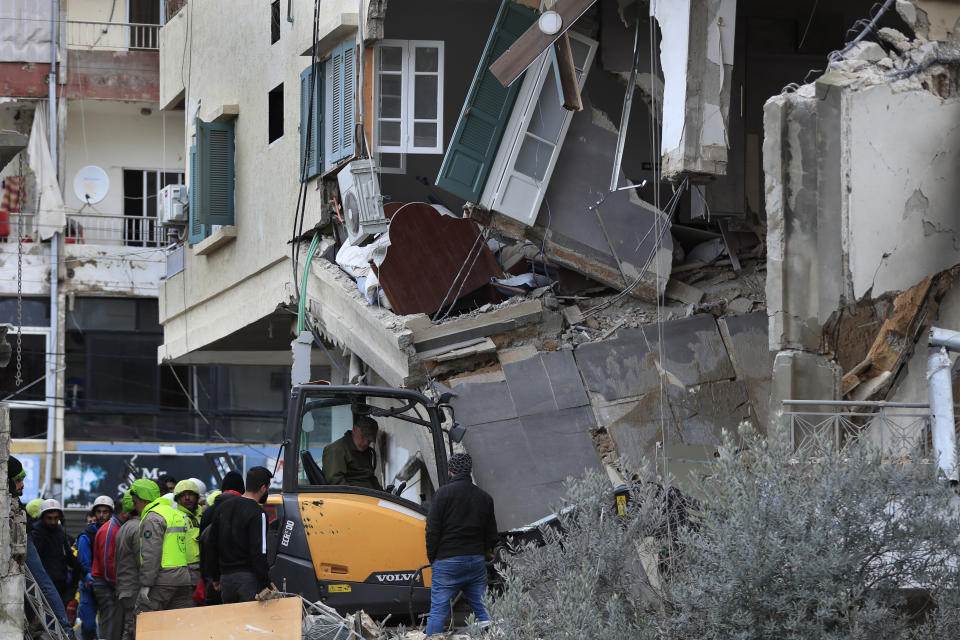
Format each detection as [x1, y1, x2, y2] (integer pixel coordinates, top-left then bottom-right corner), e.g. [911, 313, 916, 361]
[14, 153, 24, 387]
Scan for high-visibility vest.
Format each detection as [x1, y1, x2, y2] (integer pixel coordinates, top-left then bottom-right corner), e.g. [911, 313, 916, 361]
[140, 498, 188, 569]
[178, 505, 200, 565]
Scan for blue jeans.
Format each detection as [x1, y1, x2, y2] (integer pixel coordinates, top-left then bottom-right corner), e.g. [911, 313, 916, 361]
[25, 538, 71, 631]
[425, 555, 488, 635]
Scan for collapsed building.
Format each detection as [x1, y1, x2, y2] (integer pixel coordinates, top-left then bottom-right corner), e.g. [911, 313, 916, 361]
[152, 0, 960, 528]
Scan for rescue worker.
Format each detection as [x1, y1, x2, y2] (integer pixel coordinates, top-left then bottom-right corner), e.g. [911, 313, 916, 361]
[31, 498, 81, 610]
[136, 488, 195, 615]
[322, 415, 382, 490]
[78, 494, 114, 640]
[11, 457, 71, 631]
[206, 467, 273, 603]
[424, 453, 497, 636]
[173, 479, 202, 585]
[25, 497, 44, 520]
[92, 495, 129, 640]
[116, 480, 160, 640]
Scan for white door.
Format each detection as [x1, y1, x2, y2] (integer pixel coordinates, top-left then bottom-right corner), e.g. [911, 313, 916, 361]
[482, 32, 597, 226]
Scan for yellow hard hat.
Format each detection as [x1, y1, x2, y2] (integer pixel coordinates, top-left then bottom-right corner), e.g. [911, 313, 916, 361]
[25, 498, 44, 519]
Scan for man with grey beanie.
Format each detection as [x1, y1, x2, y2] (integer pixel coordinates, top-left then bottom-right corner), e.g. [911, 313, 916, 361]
[424, 452, 497, 636]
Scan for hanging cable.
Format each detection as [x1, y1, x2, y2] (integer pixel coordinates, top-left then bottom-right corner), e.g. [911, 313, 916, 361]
[297, 232, 322, 333]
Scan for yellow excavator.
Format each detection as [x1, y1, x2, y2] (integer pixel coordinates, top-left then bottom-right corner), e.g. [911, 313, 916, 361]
[263, 383, 466, 616]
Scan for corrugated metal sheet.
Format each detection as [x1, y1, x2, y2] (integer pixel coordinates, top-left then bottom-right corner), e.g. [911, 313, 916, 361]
[0, 0, 55, 63]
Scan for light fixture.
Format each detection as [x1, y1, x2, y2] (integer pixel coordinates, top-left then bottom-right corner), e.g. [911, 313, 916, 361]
[538, 10, 562, 35]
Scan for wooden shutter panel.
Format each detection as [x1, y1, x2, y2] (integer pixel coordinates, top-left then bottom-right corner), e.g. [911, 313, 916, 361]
[198, 119, 235, 228]
[188, 144, 205, 244]
[435, 0, 536, 202]
[328, 38, 356, 164]
[300, 64, 323, 180]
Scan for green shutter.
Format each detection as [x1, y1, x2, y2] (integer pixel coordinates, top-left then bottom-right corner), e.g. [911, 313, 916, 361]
[188, 144, 205, 244]
[300, 63, 323, 181]
[435, 0, 536, 202]
[328, 38, 356, 165]
[199, 119, 235, 229]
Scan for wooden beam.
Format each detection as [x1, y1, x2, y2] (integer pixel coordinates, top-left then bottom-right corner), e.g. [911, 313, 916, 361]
[488, 0, 597, 87]
[553, 33, 582, 111]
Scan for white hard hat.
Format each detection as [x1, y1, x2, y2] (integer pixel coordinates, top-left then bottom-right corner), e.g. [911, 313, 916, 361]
[38, 498, 62, 518]
[93, 495, 114, 511]
[188, 478, 207, 496]
[162, 492, 175, 503]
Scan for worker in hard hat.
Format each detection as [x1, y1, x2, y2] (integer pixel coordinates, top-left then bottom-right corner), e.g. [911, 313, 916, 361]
[173, 479, 202, 585]
[92, 494, 130, 640]
[30, 498, 81, 611]
[116, 480, 159, 640]
[136, 486, 196, 616]
[77, 495, 114, 640]
[11, 456, 71, 631]
[25, 497, 44, 521]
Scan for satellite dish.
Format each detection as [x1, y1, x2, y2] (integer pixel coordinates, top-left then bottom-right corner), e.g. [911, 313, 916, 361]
[73, 165, 109, 204]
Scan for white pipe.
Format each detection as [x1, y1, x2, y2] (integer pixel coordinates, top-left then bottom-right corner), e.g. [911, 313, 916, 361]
[929, 327, 960, 352]
[42, 0, 59, 499]
[357, 0, 366, 155]
[927, 346, 958, 481]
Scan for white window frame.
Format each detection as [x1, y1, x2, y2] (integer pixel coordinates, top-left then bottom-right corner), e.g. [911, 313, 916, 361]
[373, 39, 444, 155]
[480, 31, 597, 226]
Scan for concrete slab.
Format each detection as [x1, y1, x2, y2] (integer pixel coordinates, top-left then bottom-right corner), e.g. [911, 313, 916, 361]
[450, 380, 518, 425]
[465, 405, 600, 529]
[575, 314, 736, 401]
[719, 312, 774, 427]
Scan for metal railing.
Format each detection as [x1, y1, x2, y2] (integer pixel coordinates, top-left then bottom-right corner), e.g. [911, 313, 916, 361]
[65, 21, 161, 51]
[66, 213, 166, 247]
[1, 212, 165, 247]
[783, 400, 938, 460]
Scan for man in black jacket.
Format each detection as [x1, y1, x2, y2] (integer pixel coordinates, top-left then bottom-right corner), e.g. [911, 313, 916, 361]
[31, 498, 81, 609]
[206, 467, 273, 603]
[199, 470, 244, 605]
[424, 453, 497, 636]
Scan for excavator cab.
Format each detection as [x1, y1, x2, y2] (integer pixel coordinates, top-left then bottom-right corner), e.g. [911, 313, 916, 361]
[267, 384, 461, 616]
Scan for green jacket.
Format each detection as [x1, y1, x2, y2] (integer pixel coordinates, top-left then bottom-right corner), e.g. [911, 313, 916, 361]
[322, 431, 382, 490]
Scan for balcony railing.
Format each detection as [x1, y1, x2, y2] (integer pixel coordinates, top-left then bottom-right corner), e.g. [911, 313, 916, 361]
[1, 213, 166, 247]
[66, 21, 161, 52]
[66, 213, 166, 247]
[781, 400, 943, 460]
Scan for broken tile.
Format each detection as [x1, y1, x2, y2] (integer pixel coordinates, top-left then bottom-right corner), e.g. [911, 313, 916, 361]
[665, 278, 704, 305]
[726, 296, 754, 315]
[575, 314, 736, 401]
[449, 380, 517, 425]
[562, 304, 584, 326]
[718, 312, 773, 427]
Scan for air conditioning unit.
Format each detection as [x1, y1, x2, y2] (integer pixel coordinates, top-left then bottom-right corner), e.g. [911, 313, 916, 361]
[159, 184, 188, 226]
[337, 159, 388, 243]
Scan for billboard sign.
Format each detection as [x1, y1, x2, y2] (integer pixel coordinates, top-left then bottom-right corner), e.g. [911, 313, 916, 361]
[62, 452, 243, 510]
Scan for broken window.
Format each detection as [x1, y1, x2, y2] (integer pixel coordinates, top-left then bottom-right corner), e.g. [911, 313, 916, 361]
[269, 82, 284, 144]
[481, 31, 596, 226]
[270, 0, 280, 44]
[374, 40, 444, 155]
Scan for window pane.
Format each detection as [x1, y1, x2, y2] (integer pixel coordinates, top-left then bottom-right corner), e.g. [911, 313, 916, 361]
[413, 122, 437, 148]
[414, 46, 439, 72]
[87, 334, 160, 409]
[570, 37, 590, 70]
[378, 153, 404, 170]
[414, 76, 438, 119]
[527, 71, 565, 143]
[10, 409, 47, 439]
[379, 46, 402, 72]
[515, 135, 555, 181]
[0, 298, 49, 326]
[378, 74, 402, 118]
[71, 298, 137, 331]
[380, 121, 402, 147]
[0, 334, 46, 401]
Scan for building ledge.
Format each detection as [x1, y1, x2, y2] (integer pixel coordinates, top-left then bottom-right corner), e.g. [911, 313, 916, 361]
[193, 225, 237, 256]
[206, 104, 239, 123]
[302, 13, 358, 56]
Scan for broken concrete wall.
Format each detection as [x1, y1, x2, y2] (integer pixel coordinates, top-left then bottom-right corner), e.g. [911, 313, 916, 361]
[0, 405, 25, 635]
[448, 311, 772, 528]
[651, 0, 737, 180]
[763, 26, 960, 418]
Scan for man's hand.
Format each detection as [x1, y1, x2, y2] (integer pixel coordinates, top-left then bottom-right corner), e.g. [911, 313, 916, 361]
[212, 581, 221, 592]
[138, 586, 150, 601]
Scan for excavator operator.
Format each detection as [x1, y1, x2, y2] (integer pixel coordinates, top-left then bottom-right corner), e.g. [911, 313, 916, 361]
[321, 415, 382, 491]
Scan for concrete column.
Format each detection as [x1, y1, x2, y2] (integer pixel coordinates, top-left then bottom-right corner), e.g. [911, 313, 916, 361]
[651, 0, 737, 180]
[768, 350, 843, 433]
[0, 404, 26, 634]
